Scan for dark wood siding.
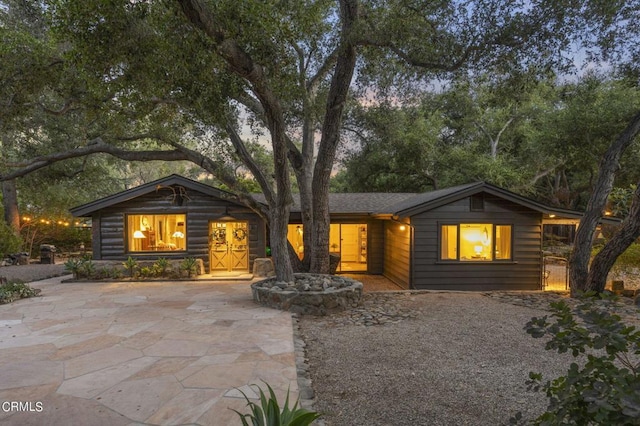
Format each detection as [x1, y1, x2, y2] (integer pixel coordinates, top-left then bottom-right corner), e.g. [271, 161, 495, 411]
[383, 221, 411, 289]
[367, 219, 384, 274]
[92, 188, 266, 271]
[410, 194, 542, 290]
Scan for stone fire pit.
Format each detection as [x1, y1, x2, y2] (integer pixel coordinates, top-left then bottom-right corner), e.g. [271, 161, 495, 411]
[251, 273, 363, 315]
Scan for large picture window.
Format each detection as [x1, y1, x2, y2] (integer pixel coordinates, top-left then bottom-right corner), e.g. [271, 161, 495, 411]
[127, 214, 186, 252]
[440, 223, 512, 262]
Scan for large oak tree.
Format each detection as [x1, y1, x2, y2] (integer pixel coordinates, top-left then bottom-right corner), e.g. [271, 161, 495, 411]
[4, 0, 639, 288]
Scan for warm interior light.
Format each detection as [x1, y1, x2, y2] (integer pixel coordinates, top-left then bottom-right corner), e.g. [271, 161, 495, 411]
[399, 225, 406, 231]
[172, 231, 185, 238]
[605, 211, 612, 216]
[133, 230, 146, 239]
[548, 214, 556, 218]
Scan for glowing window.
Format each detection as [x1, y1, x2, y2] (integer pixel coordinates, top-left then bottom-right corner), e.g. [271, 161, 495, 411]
[440, 224, 512, 262]
[127, 214, 186, 252]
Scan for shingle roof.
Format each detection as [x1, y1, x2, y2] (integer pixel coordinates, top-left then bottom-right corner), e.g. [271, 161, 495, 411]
[380, 182, 483, 215]
[251, 192, 420, 214]
[72, 175, 611, 223]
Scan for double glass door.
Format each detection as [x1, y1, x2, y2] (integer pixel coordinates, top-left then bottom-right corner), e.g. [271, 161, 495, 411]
[209, 221, 249, 273]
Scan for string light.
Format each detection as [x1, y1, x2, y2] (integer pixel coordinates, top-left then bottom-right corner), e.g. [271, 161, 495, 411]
[21, 216, 88, 227]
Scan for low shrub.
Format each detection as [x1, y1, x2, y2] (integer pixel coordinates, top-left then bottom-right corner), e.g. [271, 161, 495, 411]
[123, 256, 138, 278]
[592, 242, 640, 276]
[64, 257, 83, 279]
[180, 257, 198, 278]
[0, 221, 22, 261]
[137, 266, 155, 279]
[64, 255, 97, 279]
[0, 280, 40, 304]
[512, 292, 640, 425]
[153, 257, 170, 277]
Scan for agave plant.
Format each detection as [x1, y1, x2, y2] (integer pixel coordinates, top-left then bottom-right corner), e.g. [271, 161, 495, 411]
[180, 257, 198, 278]
[153, 257, 170, 277]
[122, 256, 138, 278]
[232, 382, 320, 426]
[64, 257, 83, 279]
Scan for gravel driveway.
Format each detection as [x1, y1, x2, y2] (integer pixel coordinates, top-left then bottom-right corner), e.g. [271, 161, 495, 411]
[298, 291, 587, 426]
[0, 263, 68, 283]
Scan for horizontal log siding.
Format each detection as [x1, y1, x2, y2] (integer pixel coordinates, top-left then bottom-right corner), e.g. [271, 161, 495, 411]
[410, 195, 542, 291]
[383, 221, 411, 289]
[93, 189, 266, 272]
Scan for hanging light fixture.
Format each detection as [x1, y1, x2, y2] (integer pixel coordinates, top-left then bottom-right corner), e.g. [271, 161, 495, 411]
[218, 207, 237, 221]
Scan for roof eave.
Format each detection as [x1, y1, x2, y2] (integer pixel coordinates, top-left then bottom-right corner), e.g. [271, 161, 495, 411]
[69, 174, 241, 217]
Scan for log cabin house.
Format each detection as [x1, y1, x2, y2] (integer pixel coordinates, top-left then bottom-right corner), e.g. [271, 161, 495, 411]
[71, 174, 594, 290]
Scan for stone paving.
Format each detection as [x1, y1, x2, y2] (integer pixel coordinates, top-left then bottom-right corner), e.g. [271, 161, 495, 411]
[0, 276, 297, 425]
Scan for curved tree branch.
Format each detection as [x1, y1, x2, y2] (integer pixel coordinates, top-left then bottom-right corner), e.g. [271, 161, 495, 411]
[225, 122, 275, 207]
[570, 109, 640, 293]
[0, 137, 269, 219]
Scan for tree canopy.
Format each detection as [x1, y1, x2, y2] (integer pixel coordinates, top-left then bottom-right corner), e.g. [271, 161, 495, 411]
[2, 0, 640, 289]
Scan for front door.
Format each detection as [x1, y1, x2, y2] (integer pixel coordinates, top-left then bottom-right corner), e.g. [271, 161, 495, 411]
[209, 221, 249, 273]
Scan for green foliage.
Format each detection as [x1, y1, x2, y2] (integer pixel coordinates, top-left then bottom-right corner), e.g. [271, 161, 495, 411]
[0, 221, 23, 259]
[337, 102, 441, 192]
[180, 257, 198, 278]
[153, 257, 170, 277]
[63, 255, 95, 279]
[64, 257, 83, 279]
[608, 185, 637, 218]
[592, 243, 640, 276]
[0, 280, 39, 304]
[94, 265, 122, 280]
[123, 256, 138, 278]
[614, 244, 640, 271]
[78, 256, 95, 278]
[232, 382, 320, 426]
[517, 292, 640, 425]
[137, 266, 155, 279]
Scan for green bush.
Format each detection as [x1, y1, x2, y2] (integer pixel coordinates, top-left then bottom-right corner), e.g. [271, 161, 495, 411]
[0, 280, 40, 304]
[514, 292, 640, 425]
[592, 243, 640, 275]
[0, 221, 23, 260]
[123, 256, 138, 278]
[232, 382, 320, 426]
[64, 257, 83, 279]
[138, 266, 155, 279]
[180, 257, 198, 278]
[78, 257, 96, 278]
[153, 257, 170, 277]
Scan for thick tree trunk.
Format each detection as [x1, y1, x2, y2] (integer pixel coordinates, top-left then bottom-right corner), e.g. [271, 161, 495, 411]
[2, 180, 20, 234]
[177, 0, 296, 282]
[269, 204, 294, 282]
[586, 184, 640, 292]
[569, 110, 640, 296]
[309, 0, 358, 274]
[298, 119, 315, 273]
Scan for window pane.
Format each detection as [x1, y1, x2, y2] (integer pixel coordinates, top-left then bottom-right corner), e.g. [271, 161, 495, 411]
[495, 225, 512, 260]
[128, 214, 186, 252]
[459, 224, 493, 261]
[441, 225, 458, 260]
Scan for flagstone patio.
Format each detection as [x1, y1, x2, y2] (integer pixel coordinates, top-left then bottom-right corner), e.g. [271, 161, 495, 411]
[0, 276, 297, 425]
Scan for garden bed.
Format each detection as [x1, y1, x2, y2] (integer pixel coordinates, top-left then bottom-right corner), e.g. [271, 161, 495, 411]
[251, 273, 363, 315]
